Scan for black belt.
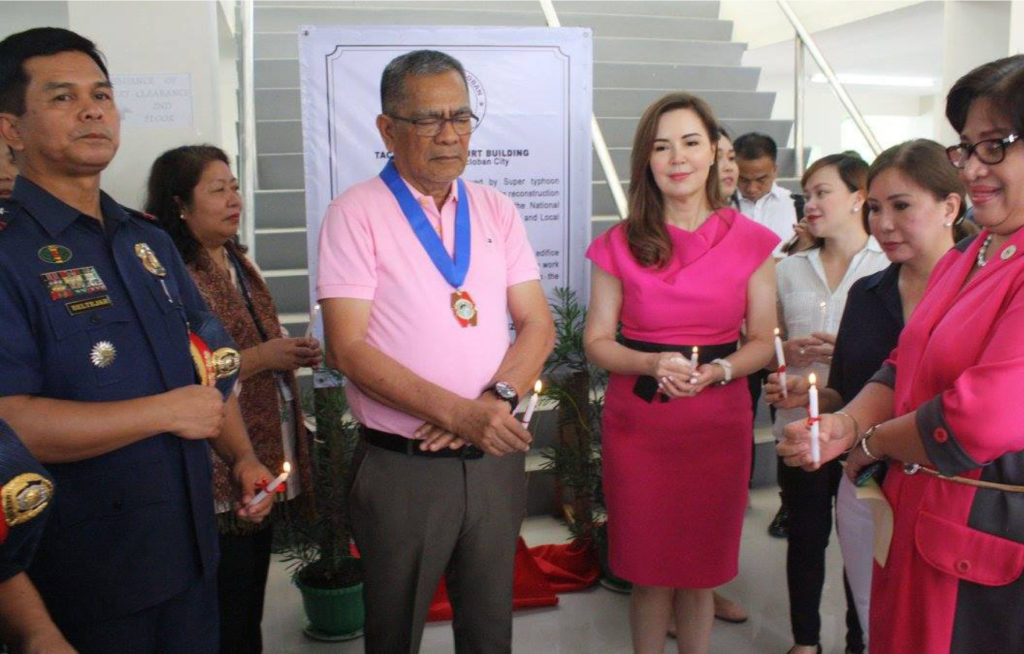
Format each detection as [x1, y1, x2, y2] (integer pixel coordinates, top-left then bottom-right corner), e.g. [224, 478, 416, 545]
[361, 426, 484, 460]
[619, 337, 738, 403]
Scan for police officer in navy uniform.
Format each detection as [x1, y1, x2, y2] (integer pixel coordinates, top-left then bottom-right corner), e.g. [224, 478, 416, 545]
[0, 28, 275, 653]
[0, 420, 75, 654]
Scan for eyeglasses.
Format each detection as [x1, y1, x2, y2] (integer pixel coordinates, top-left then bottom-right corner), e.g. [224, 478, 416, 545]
[387, 113, 479, 137]
[946, 133, 1020, 168]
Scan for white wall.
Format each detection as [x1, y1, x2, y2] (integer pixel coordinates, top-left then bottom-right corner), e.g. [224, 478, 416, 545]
[721, 0, 919, 49]
[63, 0, 235, 207]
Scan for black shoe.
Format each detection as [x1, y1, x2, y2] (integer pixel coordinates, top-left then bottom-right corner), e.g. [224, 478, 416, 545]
[768, 504, 789, 539]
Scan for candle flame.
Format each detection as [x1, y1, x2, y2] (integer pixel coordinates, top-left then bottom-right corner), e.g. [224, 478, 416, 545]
[774, 327, 780, 336]
[533, 380, 543, 393]
[808, 373, 817, 386]
[692, 346, 698, 354]
[283, 461, 291, 473]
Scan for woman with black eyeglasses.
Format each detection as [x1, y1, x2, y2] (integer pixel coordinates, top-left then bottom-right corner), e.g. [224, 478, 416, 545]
[778, 54, 1024, 654]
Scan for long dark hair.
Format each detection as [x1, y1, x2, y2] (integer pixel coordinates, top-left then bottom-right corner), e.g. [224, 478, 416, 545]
[865, 139, 973, 241]
[145, 145, 239, 265]
[626, 93, 724, 268]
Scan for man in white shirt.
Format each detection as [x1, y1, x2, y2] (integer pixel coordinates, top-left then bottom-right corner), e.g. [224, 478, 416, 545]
[735, 133, 798, 259]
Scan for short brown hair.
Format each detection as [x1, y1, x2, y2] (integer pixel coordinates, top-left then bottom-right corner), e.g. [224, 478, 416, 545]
[625, 93, 723, 267]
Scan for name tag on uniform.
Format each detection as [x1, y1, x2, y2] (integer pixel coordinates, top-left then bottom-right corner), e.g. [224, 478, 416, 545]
[65, 295, 113, 316]
[41, 266, 108, 300]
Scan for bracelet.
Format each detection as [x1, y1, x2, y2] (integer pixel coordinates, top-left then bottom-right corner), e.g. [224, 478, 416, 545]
[710, 358, 733, 384]
[859, 424, 886, 461]
[834, 410, 861, 452]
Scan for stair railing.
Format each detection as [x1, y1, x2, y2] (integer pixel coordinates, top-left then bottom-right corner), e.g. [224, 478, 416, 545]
[539, 0, 628, 220]
[239, 0, 258, 256]
[777, 0, 882, 176]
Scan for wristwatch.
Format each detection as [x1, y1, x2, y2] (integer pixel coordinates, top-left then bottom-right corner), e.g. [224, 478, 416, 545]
[490, 381, 519, 413]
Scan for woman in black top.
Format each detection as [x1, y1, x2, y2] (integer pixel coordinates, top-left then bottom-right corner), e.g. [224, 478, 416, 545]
[765, 139, 970, 653]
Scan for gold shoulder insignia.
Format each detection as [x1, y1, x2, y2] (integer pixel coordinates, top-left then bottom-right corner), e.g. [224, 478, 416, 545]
[2, 473, 53, 526]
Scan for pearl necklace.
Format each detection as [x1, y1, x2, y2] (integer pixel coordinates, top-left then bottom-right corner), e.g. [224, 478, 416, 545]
[976, 234, 995, 267]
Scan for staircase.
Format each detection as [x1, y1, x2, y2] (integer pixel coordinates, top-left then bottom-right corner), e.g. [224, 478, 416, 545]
[250, 0, 798, 337]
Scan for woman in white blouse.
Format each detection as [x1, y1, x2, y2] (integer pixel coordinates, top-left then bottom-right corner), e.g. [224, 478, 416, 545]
[773, 152, 889, 654]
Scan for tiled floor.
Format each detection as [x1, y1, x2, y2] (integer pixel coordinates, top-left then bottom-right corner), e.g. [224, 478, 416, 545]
[263, 487, 851, 653]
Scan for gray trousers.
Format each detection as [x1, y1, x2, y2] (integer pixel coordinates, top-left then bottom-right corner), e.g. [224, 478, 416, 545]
[350, 443, 526, 654]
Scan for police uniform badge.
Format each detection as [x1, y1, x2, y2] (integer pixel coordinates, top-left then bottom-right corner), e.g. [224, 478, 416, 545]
[37, 244, 72, 265]
[0, 421, 55, 572]
[2, 473, 52, 529]
[134, 242, 167, 277]
[189, 331, 240, 386]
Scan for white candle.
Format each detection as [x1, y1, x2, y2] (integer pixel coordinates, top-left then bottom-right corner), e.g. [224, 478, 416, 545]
[521, 380, 543, 429]
[808, 373, 820, 464]
[303, 303, 321, 341]
[689, 346, 699, 384]
[247, 461, 290, 508]
[774, 328, 788, 398]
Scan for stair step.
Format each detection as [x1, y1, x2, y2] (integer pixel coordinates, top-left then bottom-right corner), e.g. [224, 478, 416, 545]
[553, 1, 720, 18]
[257, 119, 303, 155]
[595, 88, 774, 119]
[255, 32, 747, 66]
[558, 12, 732, 41]
[255, 6, 544, 32]
[264, 273, 313, 315]
[254, 229, 308, 270]
[253, 58, 760, 93]
[597, 117, 793, 149]
[254, 189, 305, 229]
[595, 37, 746, 66]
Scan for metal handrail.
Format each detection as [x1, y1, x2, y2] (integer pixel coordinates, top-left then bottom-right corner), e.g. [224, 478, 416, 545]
[777, 0, 882, 159]
[539, 0, 628, 220]
[239, 0, 258, 256]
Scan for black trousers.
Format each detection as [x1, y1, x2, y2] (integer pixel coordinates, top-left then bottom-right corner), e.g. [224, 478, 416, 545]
[779, 459, 864, 651]
[217, 526, 273, 654]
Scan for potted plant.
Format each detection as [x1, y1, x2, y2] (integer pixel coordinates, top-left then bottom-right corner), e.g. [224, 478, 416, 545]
[280, 383, 365, 641]
[540, 287, 633, 592]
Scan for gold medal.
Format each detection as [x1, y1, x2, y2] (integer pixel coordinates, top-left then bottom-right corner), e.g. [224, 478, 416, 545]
[450, 290, 478, 327]
[2, 473, 53, 527]
[90, 340, 117, 368]
[134, 242, 167, 277]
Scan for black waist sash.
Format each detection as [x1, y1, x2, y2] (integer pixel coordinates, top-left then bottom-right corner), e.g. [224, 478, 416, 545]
[619, 336, 738, 403]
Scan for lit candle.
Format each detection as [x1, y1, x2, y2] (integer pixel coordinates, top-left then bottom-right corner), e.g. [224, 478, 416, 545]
[808, 373, 820, 464]
[521, 380, 543, 429]
[774, 327, 788, 398]
[303, 303, 321, 341]
[689, 346, 699, 384]
[247, 461, 290, 508]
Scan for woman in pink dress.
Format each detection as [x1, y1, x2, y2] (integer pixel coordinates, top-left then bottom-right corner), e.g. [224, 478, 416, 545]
[779, 55, 1024, 653]
[584, 93, 779, 654]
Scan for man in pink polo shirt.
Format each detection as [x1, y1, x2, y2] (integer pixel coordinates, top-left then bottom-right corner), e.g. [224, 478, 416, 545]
[317, 50, 555, 653]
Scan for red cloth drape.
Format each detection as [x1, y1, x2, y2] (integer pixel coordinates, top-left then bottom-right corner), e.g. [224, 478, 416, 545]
[426, 537, 599, 621]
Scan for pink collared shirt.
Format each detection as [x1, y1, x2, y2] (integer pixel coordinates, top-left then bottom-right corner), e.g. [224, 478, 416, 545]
[317, 172, 540, 437]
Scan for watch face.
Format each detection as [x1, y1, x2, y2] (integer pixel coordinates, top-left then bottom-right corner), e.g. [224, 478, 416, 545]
[493, 382, 516, 400]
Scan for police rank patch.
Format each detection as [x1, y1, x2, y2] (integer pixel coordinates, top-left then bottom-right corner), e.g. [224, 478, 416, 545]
[2, 473, 53, 527]
[37, 244, 72, 264]
[40, 266, 108, 300]
[65, 295, 112, 316]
